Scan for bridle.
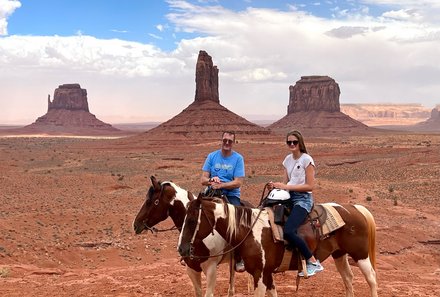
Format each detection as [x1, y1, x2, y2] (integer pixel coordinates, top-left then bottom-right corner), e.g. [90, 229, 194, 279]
[141, 182, 181, 234]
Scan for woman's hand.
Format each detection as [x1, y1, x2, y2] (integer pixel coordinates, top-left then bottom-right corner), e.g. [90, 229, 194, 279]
[266, 182, 274, 191]
[271, 182, 285, 190]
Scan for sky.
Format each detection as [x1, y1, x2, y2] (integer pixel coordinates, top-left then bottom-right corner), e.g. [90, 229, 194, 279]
[1, 0, 440, 125]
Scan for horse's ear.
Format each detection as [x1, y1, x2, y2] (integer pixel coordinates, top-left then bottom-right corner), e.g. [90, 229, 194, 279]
[197, 192, 204, 201]
[150, 176, 160, 191]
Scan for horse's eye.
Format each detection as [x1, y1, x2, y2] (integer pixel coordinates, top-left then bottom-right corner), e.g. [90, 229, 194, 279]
[154, 199, 159, 206]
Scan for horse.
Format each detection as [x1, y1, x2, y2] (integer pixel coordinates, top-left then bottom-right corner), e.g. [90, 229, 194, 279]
[178, 194, 378, 297]
[133, 176, 236, 297]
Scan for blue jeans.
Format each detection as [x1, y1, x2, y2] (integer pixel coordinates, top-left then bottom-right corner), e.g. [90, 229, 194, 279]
[226, 195, 241, 206]
[284, 205, 313, 260]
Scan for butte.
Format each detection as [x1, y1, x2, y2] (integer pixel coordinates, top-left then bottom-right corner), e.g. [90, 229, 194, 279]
[138, 50, 270, 141]
[412, 105, 440, 132]
[268, 76, 375, 136]
[14, 84, 121, 136]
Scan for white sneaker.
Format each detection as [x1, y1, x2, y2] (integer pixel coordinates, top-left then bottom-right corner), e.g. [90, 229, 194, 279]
[235, 260, 245, 273]
[298, 260, 324, 277]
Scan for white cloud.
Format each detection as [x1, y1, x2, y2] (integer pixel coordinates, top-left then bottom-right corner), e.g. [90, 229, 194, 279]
[1, 0, 440, 125]
[0, 0, 21, 35]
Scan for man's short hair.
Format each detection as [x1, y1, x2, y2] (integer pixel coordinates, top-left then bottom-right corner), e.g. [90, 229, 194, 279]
[222, 131, 236, 140]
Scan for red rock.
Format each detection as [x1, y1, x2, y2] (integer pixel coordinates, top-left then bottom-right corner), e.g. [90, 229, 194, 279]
[269, 76, 373, 136]
[139, 50, 270, 140]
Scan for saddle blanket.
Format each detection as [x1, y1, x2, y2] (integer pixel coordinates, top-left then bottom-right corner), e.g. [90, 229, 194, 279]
[320, 203, 345, 235]
[266, 203, 345, 243]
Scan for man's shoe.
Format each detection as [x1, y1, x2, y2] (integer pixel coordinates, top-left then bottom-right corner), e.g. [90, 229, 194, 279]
[298, 260, 324, 277]
[235, 260, 245, 273]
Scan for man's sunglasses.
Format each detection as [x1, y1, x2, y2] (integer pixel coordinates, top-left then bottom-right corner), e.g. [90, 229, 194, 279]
[286, 140, 299, 146]
[222, 139, 234, 145]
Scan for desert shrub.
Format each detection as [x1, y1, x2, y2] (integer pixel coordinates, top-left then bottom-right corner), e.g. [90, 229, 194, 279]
[0, 267, 10, 278]
[366, 196, 372, 201]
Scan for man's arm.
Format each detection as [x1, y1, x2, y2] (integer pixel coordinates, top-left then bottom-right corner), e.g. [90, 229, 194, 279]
[201, 171, 212, 186]
[211, 176, 244, 190]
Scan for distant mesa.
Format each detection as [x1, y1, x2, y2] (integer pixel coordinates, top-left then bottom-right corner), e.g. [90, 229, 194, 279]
[341, 103, 430, 127]
[268, 76, 372, 136]
[413, 105, 440, 131]
[143, 50, 270, 140]
[15, 84, 121, 136]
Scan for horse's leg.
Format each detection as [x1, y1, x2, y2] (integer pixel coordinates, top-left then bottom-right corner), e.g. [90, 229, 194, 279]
[253, 275, 267, 297]
[334, 254, 354, 297]
[227, 256, 236, 297]
[265, 279, 277, 297]
[186, 266, 203, 297]
[357, 258, 378, 297]
[203, 259, 218, 297]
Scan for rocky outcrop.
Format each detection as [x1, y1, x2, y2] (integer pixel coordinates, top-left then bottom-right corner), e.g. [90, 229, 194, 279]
[195, 50, 219, 103]
[269, 76, 374, 136]
[140, 50, 270, 140]
[288, 76, 340, 113]
[14, 84, 122, 136]
[413, 105, 440, 131]
[48, 84, 90, 112]
[341, 104, 430, 126]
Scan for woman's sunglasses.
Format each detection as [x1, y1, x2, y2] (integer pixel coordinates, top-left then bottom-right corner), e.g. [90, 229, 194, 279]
[286, 140, 299, 146]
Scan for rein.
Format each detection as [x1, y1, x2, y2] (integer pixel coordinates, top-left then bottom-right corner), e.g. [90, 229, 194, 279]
[187, 184, 270, 260]
[143, 224, 178, 234]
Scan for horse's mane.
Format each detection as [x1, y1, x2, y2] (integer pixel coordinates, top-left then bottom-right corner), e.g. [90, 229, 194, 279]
[225, 203, 259, 241]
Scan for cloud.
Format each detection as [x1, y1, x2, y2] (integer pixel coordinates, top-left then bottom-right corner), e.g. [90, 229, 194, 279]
[2, 0, 440, 125]
[0, 0, 21, 35]
[325, 26, 372, 38]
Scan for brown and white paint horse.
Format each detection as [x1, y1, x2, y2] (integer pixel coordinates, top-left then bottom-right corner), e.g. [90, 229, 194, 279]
[133, 176, 236, 297]
[178, 194, 378, 297]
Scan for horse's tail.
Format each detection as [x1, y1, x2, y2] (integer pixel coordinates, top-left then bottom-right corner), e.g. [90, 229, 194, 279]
[354, 205, 377, 270]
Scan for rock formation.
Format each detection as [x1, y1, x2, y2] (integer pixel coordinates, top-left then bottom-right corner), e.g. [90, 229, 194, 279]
[47, 84, 89, 112]
[16, 84, 121, 135]
[340, 104, 430, 126]
[269, 76, 374, 136]
[195, 51, 219, 103]
[142, 50, 270, 140]
[288, 76, 340, 113]
[413, 105, 440, 131]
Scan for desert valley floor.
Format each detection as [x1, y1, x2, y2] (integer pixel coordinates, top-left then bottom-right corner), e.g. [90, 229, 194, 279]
[0, 132, 439, 296]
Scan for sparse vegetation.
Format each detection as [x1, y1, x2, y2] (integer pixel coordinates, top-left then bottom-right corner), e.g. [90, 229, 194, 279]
[366, 196, 372, 201]
[0, 267, 10, 278]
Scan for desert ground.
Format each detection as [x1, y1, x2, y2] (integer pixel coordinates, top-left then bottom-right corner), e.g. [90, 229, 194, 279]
[0, 131, 439, 296]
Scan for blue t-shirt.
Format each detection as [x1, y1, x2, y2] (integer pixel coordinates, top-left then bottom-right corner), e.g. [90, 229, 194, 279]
[202, 150, 245, 197]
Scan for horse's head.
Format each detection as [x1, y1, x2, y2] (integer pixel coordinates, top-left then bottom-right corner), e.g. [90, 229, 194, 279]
[178, 193, 225, 258]
[133, 175, 178, 234]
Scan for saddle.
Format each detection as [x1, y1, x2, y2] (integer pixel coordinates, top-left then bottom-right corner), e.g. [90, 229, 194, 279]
[266, 203, 345, 273]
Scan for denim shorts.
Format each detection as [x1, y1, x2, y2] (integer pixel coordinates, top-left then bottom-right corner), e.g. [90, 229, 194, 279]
[289, 191, 313, 213]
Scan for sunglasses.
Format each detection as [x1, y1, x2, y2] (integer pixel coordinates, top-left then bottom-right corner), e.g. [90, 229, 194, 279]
[286, 140, 299, 146]
[222, 139, 234, 145]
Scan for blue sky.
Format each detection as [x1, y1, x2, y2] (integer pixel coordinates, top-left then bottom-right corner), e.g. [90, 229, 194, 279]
[1, 0, 440, 124]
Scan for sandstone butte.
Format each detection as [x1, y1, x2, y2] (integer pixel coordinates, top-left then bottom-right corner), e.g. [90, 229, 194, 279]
[136, 50, 271, 141]
[413, 105, 440, 131]
[9, 84, 122, 136]
[268, 76, 380, 137]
